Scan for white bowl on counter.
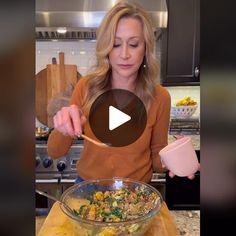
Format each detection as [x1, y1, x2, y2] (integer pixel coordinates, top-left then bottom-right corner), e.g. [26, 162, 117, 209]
[171, 105, 198, 119]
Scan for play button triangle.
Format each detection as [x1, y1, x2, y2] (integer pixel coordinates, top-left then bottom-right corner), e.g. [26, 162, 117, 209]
[109, 106, 131, 131]
[89, 89, 147, 147]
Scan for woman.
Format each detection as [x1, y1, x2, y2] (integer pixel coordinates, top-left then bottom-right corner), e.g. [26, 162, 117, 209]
[48, 1, 171, 183]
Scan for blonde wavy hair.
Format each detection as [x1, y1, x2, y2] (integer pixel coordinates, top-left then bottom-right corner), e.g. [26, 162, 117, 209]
[83, 0, 159, 116]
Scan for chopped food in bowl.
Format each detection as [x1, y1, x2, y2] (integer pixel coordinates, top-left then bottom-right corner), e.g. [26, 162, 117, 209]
[60, 177, 162, 236]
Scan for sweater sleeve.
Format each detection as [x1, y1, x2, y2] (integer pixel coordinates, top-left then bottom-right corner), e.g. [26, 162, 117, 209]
[47, 77, 87, 159]
[150, 87, 171, 172]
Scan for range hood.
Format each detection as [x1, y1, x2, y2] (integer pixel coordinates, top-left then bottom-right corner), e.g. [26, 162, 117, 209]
[36, 0, 168, 41]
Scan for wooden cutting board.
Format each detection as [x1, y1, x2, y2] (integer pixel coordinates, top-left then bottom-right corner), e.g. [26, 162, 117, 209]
[38, 202, 179, 236]
[36, 52, 79, 128]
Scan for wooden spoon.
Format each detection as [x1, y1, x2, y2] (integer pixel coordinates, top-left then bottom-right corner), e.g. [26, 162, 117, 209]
[80, 134, 110, 148]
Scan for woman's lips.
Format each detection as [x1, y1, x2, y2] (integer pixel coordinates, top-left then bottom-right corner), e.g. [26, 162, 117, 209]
[118, 64, 133, 69]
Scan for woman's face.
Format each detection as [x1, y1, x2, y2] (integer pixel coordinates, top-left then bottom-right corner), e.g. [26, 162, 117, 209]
[109, 17, 145, 80]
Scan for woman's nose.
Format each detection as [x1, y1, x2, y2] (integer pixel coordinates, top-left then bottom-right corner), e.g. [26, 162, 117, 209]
[120, 45, 130, 59]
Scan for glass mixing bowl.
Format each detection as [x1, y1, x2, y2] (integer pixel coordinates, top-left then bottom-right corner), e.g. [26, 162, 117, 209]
[60, 177, 162, 236]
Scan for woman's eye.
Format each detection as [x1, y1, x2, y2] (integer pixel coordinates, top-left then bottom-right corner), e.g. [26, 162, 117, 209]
[113, 44, 121, 48]
[129, 44, 138, 48]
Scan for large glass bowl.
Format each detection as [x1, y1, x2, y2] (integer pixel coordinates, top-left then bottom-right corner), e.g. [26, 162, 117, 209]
[60, 177, 163, 236]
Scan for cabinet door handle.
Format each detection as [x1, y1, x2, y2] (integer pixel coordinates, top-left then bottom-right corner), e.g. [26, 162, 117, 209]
[194, 67, 200, 77]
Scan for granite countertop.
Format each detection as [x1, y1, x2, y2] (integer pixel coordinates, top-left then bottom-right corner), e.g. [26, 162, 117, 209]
[36, 210, 200, 236]
[170, 210, 200, 236]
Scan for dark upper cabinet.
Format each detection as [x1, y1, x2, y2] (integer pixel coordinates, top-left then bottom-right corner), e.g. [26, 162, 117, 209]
[161, 0, 200, 86]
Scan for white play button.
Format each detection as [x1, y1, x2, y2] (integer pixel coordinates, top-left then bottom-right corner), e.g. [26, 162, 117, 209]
[89, 89, 147, 147]
[109, 106, 131, 131]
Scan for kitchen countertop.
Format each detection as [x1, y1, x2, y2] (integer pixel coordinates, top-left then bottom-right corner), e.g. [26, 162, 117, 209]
[35, 210, 200, 235]
[170, 211, 200, 236]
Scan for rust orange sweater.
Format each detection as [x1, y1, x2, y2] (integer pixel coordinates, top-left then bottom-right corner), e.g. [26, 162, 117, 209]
[48, 77, 171, 183]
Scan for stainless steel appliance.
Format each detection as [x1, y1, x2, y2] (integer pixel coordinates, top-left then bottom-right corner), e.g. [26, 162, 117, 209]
[36, 0, 168, 40]
[35, 138, 84, 215]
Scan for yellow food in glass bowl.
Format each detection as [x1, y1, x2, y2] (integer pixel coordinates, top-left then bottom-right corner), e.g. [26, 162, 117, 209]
[60, 178, 162, 236]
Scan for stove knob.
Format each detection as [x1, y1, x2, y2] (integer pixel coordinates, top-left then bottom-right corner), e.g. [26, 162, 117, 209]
[43, 158, 53, 168]
[57, 161, 66, 172]
[36, 155, 41, 167]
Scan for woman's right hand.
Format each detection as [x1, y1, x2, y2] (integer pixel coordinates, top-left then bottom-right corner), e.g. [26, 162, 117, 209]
[53, 104, 86, 137]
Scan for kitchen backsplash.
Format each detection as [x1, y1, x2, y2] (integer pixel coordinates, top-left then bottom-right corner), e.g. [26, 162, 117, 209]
[35, 41, 200, 126]
[36, 41, 97, 76]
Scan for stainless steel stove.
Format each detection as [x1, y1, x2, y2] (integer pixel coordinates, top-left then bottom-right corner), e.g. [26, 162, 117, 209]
[35, 138, 84, 215]
[36, 139, 84, 180]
